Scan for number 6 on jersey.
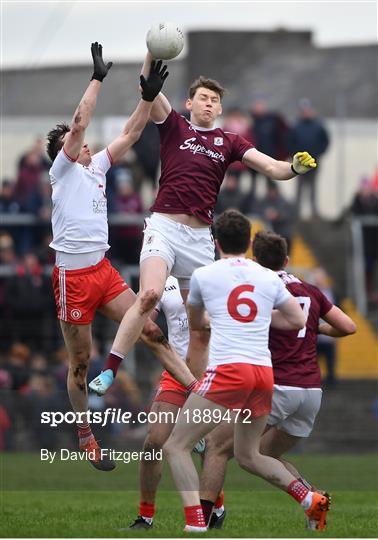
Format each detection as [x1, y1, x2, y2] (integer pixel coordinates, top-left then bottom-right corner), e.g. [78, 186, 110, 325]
[227, 284, 258, 323]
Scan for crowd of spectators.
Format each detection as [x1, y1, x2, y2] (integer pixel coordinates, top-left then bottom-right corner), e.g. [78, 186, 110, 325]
[0, 339, 157, 451]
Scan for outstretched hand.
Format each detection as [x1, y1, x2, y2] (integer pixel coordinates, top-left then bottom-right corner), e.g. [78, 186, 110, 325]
[91, 42, 113, 82]
[140, 60, 169, 102]
[291, 151, 317, 175]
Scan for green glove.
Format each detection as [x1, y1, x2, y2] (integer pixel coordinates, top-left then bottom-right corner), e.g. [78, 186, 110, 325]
[291, 151, 317, 175]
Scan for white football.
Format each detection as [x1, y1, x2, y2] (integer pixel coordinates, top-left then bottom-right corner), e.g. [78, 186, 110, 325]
[146, 22, 184, 60]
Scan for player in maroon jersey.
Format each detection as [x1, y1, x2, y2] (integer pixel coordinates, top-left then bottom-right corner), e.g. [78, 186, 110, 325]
[196, 230, 356, 530]
[90, 51, 318, 395]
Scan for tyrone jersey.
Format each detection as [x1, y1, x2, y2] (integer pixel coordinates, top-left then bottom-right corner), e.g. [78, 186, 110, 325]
[155, 275, 189, 359]
[269, 271, 333, 388]
[151, 109, 254, 224]
[49, 148, 113, 253]
[188, 258, 291, 367]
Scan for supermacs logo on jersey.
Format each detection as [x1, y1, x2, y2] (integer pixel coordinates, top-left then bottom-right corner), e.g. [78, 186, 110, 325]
[179, 138, 225, 162]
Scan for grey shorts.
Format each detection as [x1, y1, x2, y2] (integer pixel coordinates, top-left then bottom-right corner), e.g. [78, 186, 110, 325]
[140, 213, 215, 289]
[268, 385, 322, 437]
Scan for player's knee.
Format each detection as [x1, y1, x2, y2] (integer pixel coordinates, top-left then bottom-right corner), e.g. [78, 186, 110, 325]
[139, 289, 160, 315]
[143, 437, 163, 459]
[142, 319, 162, 341]
[69, 351, 90, 378]
[235, 451, 258, 473]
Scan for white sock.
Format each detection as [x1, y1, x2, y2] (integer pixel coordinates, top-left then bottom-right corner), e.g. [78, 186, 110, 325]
[301, 491, 313, 510]
[214, 505, 224, 517]
[184, 525, 207, 532]
[110, 349, 125, 360]
[141, 516, 153, 524]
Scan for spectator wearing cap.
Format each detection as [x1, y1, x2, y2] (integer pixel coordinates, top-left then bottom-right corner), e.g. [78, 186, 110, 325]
[288, 98, 329, 217]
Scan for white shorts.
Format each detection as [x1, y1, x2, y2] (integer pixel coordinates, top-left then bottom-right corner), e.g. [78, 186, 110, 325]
[140, 213, 215, 288]
[267, 385, 322, 438]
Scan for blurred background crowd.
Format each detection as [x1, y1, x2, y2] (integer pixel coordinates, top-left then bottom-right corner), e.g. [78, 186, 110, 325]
[1, 26, 377, 454]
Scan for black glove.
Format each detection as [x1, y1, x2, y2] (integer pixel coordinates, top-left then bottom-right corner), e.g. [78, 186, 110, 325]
[91, 42, 112, 82]
[140, 60, 169, 102]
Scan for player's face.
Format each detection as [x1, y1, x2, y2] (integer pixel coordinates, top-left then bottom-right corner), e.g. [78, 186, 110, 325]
[186, 88, 222, 127]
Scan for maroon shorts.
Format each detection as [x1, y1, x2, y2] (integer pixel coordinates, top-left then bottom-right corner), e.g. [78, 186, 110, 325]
[52, 258, 128, 325]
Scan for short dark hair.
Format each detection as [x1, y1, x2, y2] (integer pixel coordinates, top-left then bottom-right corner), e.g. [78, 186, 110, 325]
[215, 210, 251, 254]
[252, 230, 288, 271]
[46, 122, 70, 161]
[189, 76, 225, 100]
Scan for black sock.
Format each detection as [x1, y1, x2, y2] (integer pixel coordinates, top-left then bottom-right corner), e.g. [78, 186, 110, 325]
[200, 499, 214, 526]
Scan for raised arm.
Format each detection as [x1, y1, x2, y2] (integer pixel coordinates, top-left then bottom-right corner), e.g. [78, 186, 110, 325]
[141, 52, 172, 123]
[242, 148, 317, 181]
[64, 42, 112, 160]
[107, 60, 169, 163]
[318, 306, 357, 337]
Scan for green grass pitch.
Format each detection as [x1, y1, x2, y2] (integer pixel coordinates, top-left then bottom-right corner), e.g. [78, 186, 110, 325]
[1, 453, 377, 537]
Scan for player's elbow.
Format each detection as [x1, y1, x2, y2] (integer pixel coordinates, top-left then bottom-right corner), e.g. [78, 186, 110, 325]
[70, 124, 86, 137]
[340, 319, 357, 336]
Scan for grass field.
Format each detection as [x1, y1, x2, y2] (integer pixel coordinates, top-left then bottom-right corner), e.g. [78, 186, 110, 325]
[1, 453, 378, 537]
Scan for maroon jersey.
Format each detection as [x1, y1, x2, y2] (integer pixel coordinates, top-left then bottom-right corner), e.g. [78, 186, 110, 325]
[269, 271, 333, 388]
[150, 109, 254, 224]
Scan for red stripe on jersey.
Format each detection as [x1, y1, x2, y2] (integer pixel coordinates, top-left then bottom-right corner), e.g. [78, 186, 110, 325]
[106, 147, 114, 166]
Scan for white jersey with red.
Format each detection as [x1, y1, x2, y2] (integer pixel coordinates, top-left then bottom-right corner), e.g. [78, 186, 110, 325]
[49, 147, 129, 325]
[49, 147, 113, 253]
[188, 257, 291, 367]
[188, 257, 291, 417]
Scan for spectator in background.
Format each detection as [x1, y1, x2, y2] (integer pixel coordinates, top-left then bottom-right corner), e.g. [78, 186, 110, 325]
[350, 176, 378, 304]
[288, 98, 329, 218]
[18, 137, 50, 173]
[311, 267, 337, 387]
[250, 96, 288, 197]
[133, 121, 161, 187]
[257, 183, 296, 253]
[222, 108, 255, 180]
[4, 253, 53, 350]
[215, 171, 249, 215]
[2, 343, 31, 392]
[0, 180, 20, 214]
[14, 140, 48, 209]
[0, 233, 17, 266]
[109, 168, 144, 263]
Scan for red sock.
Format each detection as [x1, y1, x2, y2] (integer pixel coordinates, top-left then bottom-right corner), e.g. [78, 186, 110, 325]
[214, 490, 224, 509]
[103, 351, 124, 376]
[200, 499, 214, 526]
[139, 501, 155, 519]
[287, 480, 309, 503]
[77, 421, 92, 441]
[184, 505, 206, 528]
